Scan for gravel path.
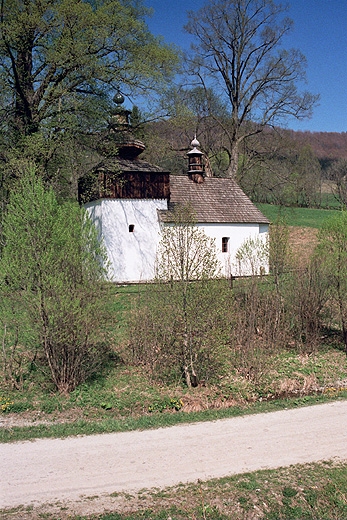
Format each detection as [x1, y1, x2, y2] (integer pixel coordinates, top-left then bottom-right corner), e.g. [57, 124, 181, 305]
[1, 401, 347, 514]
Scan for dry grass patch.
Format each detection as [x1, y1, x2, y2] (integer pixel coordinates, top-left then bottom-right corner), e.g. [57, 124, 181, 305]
[289, 226, 318, 266]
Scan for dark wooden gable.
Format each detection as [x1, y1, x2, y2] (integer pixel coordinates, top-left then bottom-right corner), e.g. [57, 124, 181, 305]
[99, 171, 170, 200]
[78, 158, 170, 204]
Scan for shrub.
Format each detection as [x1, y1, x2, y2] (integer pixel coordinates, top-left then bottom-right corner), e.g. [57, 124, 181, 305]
[0, 168, 111, 393]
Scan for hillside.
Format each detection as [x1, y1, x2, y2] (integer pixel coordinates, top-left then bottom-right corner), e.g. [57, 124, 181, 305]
[143, 119, 347, 167]
[285, 129, 347, 161]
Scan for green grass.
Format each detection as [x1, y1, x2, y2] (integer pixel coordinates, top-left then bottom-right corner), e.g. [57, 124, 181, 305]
[256, 203, 341, 228]
[319, 191, 343, 209]
[2, 280, 347, 444]
[2, 305, 347, 443]
[2, 274, 347, 517]
[2, 209, 347, 517]
[105, 284, 144, 342]
[0, 346, 347, 442]
[1, 384, 347, 443]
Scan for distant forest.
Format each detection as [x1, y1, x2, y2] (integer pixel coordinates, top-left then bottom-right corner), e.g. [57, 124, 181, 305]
[287, 130, 347, 162]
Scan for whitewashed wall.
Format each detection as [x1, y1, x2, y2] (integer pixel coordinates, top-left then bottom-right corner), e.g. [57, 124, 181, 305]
[85, 199, 269, 282]
[199, 223, 269, 277]
[85, 199, 167, 282]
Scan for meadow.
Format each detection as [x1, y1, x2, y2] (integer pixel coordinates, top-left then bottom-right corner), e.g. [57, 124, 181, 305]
[256, 202, 340, 228]
[71, 460, 347, 519]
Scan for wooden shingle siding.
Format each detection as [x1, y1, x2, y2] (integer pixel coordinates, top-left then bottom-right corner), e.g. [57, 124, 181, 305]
[99, 172, 170, 200]
[79, 158, 170, 203]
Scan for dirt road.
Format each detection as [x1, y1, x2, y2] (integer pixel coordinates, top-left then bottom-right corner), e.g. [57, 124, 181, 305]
[1, 401, 347, 514]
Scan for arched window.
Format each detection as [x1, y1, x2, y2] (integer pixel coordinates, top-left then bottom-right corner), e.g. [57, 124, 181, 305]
[222, 237, 229, 253]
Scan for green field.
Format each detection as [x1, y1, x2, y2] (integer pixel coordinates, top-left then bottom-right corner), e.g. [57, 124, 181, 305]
[256, 203, 340, 228]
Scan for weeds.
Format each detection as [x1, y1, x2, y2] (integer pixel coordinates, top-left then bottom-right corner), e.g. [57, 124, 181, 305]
[148, 397, 183, 413]
[0, 395, 13, 412]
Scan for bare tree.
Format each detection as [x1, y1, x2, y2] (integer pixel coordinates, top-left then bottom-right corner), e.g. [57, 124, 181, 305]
[156, 206, 222, 387]
[184, 0, 319, 177]
[328, 159, 347, 208]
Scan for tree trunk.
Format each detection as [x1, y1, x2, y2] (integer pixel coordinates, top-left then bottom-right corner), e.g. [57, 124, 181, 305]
[226, 143, 239, 178]
[183, 362, 192, 388]
[336, 279, 347, 355]
[341, 314, 347, 355]
[14, 44, 38, 135]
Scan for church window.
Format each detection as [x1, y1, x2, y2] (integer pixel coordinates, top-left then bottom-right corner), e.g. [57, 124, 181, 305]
[222, 237, 229, 253]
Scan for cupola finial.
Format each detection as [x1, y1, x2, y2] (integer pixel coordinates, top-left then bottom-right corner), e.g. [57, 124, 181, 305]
[191, 134, 200, 148]
[113, 90, 125, 105]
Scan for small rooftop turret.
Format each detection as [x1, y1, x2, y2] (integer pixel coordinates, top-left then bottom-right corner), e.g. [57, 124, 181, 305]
[107, 91, 145, 159]
[78, 90, 169, 204]
[187, 135, 204, 183]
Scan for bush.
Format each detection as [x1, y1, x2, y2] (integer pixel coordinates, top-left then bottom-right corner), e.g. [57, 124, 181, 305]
[128, 279, 234, 387]
[129, 205, 232, 388]
[0, 168, 111, 393]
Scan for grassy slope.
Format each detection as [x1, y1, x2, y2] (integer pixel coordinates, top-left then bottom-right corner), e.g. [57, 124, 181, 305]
[256, 203, 340, 228]
[4, 458, 347, 519]
[1, 204, 347, 444]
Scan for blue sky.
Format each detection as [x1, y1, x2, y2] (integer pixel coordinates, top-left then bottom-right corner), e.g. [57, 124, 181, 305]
[144, 0, 347, 133]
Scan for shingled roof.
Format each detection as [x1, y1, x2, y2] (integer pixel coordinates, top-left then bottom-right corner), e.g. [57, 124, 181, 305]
[159, 175, 269, 224]
[98, 157, 168, 174]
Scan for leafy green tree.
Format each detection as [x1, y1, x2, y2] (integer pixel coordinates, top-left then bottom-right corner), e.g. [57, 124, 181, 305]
[268, 217, 291, 282]
[236, 130, 322, 207]
[184, 0, 319, 177]
[0, 0, 179, 201]
[287, 255, 330, 350]
[0, 167, 110, 392]
[293, 146, 322, 207]
[328, 159, 347, 208]
[0, 0, 178, 137]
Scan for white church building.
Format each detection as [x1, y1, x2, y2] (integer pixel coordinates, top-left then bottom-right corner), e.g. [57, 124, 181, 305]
[78, 96, 269, 283]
